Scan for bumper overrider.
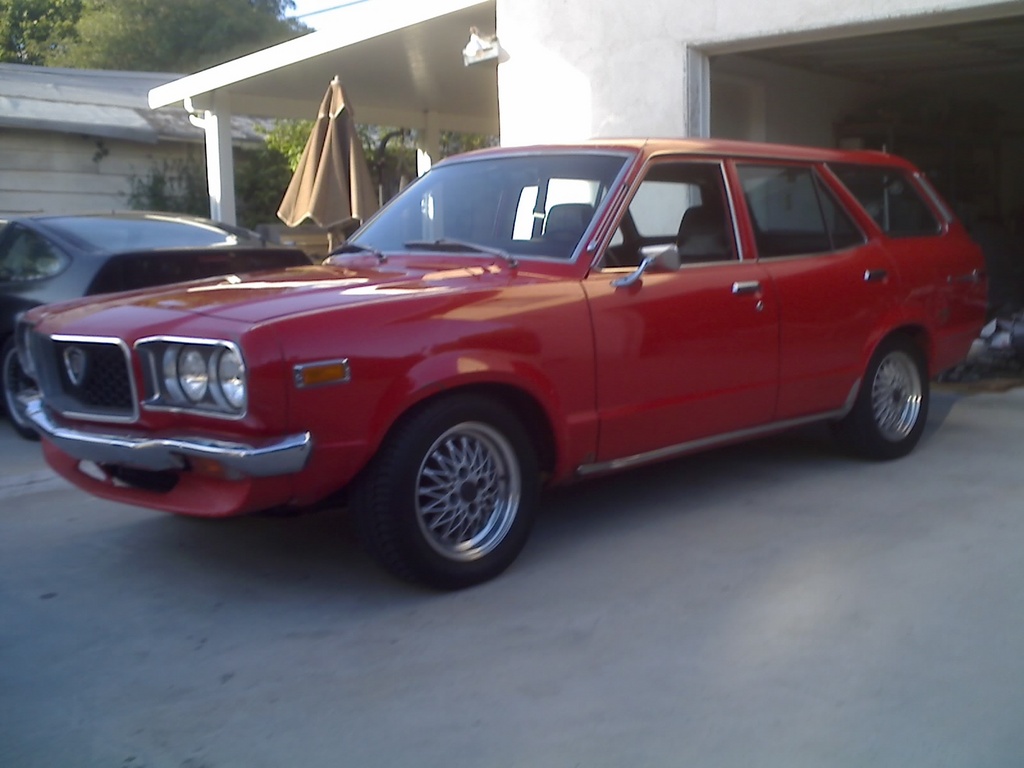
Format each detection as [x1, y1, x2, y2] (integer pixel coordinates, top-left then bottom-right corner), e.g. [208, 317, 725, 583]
[22, 394, 312, 478]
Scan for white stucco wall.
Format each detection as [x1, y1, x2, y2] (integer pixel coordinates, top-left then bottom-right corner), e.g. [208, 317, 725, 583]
[495, 0, 688, 145]
[495, 0, 1019, 145]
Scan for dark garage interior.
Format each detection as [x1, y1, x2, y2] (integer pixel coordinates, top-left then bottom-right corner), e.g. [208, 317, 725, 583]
[714, 14, 1024, 314]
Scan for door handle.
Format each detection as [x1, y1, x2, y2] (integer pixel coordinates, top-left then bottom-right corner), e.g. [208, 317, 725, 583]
[864, 269, 888, 283]
[732, 281, 761, 295]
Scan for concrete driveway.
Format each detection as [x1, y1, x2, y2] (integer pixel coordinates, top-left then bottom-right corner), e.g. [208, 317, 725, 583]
[2, 387, 1024, 767]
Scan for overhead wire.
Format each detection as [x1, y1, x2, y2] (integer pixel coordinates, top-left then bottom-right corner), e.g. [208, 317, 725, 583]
[291, 0, 370, 20]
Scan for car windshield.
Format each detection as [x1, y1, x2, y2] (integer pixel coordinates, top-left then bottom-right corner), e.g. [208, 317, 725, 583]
[44, 215, 258, 251]
[350, 152, 630, 261]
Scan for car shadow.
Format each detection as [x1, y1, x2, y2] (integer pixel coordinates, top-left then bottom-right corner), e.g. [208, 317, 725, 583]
[111, 505, 430, 603]
[526, 392, 964, 564]
[101, 393, 967, 597]
[532, 423, 842, 535]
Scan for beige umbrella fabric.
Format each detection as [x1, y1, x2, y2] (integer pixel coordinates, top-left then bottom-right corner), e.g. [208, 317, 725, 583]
[277, 76, 378, 238]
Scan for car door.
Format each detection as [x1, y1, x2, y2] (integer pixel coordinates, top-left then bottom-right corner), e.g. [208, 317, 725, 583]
[732, 161, 897, 420]
[826, 163, 987, 372]
[583, 159, 779, 464]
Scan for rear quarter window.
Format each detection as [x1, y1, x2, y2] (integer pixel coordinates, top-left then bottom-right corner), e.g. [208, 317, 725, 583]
[828, 164, 942, 238]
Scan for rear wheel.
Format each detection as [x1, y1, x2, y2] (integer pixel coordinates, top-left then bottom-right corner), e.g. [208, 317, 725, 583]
[833, 334, 928, 460]
[2, 337, 40, 441]
[352, 395, 540, 589]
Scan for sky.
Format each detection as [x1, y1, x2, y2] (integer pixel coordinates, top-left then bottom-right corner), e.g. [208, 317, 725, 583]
[286, 0, 371, 30]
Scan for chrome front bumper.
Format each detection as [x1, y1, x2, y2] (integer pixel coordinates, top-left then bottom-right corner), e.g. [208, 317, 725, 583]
[23, 395, 311, 478]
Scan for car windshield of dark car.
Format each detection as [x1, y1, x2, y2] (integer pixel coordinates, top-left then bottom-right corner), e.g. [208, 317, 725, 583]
[45, 216, 254, 252]
[349, 152, 629, 261]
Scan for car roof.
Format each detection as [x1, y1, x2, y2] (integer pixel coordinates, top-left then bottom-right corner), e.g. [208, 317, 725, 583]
[12, 212, 263, 255]
[442, 137, 917, 171]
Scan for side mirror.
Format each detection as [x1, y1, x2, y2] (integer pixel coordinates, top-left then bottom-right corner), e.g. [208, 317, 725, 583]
[611, 244, 680, 288]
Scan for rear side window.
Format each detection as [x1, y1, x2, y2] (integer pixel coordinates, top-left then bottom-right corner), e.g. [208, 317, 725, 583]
[737, 165, 864, 258]
[0, 226, 69, 282]
[828, 164, 942, 238]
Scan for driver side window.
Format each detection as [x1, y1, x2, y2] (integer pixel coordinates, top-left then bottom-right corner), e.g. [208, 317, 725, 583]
[602, 160, 736, 268]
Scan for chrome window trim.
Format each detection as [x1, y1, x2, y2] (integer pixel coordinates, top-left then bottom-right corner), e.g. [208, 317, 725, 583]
[354, 148, 637, 268]
[577, 392, 858, 478]
[720, 161, 746, 262]
[913, 172, 954, 224]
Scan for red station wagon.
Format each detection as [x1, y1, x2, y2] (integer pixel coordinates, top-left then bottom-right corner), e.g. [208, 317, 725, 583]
[16, 139, 986, 588]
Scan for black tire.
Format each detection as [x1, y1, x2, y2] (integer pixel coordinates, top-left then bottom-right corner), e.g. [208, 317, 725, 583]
[833, 334, 928, 460]
[351, 395, 540, 589]
[2, 337, 40, 441]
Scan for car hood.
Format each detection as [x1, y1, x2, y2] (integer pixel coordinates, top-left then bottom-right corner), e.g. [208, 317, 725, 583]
[27, 257, 529, 329]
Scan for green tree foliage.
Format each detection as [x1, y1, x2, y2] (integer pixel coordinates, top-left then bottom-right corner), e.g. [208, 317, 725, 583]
[0, 0, 83, 64]
[261, 119, 314, 171]
[262, 120, 496, 209]
[235, 145, 292, 229]
[439, 130, 499, 157]
[47, 0, 306, 72]
[126, 155, 208, 217]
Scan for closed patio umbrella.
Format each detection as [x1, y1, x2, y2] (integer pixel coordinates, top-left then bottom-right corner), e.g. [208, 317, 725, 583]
[277, 77, 378, 246]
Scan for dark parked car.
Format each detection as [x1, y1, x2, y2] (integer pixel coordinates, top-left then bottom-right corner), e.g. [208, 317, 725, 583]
[1, 212, 312, 438]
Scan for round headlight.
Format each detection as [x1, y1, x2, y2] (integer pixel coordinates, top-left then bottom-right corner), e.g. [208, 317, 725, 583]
[216, 348, 246, 410]
[178, 348, 209, 402]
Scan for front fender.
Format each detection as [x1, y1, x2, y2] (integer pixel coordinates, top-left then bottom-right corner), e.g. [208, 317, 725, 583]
[277, 279, 598, 490]
[368, 349, 595, 481]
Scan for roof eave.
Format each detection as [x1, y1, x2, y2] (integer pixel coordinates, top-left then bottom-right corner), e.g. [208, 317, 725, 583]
[148, 0, 491, 110]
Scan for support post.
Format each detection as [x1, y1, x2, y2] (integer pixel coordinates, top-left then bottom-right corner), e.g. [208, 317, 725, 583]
[189, 91, 237, 225]
[417, 110, 441, 176]
[684, 47, 711, 139]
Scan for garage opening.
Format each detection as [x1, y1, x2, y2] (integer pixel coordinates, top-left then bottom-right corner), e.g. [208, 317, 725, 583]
[710, 13, 1024, 313]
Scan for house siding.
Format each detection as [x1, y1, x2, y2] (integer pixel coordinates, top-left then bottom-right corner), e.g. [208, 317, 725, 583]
[0, 129, 200, 216]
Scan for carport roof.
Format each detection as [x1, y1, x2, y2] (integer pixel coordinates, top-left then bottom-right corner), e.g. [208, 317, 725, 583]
[148, 0, 498, 134]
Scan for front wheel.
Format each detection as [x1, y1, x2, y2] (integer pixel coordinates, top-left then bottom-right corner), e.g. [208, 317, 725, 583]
[351, 395, 540, 589]
[2, 337, 40, 441]
[833, 335, 928, 460]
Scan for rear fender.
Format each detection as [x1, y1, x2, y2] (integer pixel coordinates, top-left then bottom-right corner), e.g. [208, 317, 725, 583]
[860, 309, 933, 377]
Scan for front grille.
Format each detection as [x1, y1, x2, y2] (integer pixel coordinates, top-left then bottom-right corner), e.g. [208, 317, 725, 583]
[29, 332, 137, 422]
[54, 339, 133, 409]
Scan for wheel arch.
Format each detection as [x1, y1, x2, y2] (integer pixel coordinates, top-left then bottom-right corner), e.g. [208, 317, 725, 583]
[872, 323, 933, 374]
[376, 382, 558, 479]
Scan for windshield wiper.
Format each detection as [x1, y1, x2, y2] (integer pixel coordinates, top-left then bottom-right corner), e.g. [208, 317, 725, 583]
[329, 241, 386, 263]
[404, 238, 518, 269]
